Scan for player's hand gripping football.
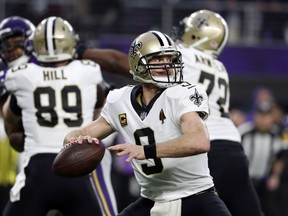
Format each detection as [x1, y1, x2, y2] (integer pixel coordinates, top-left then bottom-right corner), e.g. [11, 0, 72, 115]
[69, 135, 100, 145]
[53, 135, 105, 177]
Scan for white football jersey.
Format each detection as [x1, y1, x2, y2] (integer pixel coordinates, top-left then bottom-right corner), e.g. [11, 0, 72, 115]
[5, 60, 107, 202]
[101, 83, 214, 202]
[5, 60, 103, 155]
[178, 44, 241, 142]
[5, 60, 118, 212]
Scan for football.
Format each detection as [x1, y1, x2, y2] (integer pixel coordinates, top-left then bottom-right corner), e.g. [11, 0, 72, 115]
[52, 139, 105, 178]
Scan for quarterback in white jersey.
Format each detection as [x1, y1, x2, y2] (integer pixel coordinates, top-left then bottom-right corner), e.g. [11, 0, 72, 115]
[173, 10, 263, 216]
[102, 83, 213, 201]
[2, 17, 116, 216]
[64, 31, 231, 216]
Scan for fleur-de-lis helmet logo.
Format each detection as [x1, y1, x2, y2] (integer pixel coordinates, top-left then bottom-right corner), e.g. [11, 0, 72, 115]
[129, 41, 142, 58]
[195, 16, 209, 30]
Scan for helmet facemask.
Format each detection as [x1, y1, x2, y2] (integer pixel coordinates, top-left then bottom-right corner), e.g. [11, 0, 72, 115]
[137, 52, 183, 88]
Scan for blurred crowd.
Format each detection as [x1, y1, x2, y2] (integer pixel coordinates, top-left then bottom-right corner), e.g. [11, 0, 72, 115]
[230, 86, 288, 216]
[2, 0, 288, 44]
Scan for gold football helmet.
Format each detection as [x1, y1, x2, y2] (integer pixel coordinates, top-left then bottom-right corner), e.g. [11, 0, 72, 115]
[176, 10, 229, 57]
[33, 16, 78, 62]
[129, 30, 183, 88]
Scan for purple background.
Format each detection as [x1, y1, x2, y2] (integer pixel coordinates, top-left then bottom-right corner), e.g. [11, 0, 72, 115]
[219, 45, 288, 77]
[99, 38, 288, 110]
[99, 37, 288, 77]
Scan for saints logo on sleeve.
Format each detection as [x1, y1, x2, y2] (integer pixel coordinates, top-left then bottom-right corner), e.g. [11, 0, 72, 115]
[189, 89, 204, 107]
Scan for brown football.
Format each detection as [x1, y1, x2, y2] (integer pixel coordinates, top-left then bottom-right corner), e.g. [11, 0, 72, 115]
[52, 139, 105, 177]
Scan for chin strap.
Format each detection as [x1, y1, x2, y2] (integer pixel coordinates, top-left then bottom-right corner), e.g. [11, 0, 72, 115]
[191, 37, 209, 49]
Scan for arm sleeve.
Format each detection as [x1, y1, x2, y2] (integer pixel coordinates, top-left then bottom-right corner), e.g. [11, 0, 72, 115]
[76, 43, 88, 60]
[9, 94, 22, 116]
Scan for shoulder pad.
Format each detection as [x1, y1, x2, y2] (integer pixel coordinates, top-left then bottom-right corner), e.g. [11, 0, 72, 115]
[106, 86, 133, 104]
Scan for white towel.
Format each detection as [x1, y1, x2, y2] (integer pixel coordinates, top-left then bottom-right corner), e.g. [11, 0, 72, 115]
[10, 153, 32, 202]
[150, 199, 181, 216]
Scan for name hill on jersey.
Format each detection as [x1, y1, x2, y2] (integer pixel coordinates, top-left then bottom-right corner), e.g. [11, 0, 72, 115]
[43, 70, 67, 81]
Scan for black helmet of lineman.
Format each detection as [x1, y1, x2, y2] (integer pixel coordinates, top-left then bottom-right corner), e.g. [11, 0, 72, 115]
[128, 30, 183, 88]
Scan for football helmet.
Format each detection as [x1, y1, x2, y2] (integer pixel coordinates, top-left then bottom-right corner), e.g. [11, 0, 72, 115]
[33, 16, 78, 63]
[174, 10, 229, 57]
[129, 30, 183, 88]
[0, 16, 35, 67]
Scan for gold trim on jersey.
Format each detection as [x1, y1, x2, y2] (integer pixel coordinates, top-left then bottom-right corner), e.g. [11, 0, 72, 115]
[91, 170, 112, 216]
[136, 92, 142, 106]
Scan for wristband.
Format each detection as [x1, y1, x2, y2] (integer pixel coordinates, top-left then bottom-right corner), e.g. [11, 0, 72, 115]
[144, 144, 157, 159]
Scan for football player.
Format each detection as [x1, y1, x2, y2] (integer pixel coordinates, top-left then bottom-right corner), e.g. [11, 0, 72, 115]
[63, 30, 232, 216]
[0, 16, 36, 107]
[0, 16, 130, 104]
[0, 15, 130, 216]
[1, 17, 116, 216]
[0, 16, 34, 215]
[172, 9, 263, 216]
[0, 16, 36, 68]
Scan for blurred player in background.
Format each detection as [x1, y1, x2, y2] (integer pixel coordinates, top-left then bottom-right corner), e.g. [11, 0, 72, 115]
[0, 111, 17, 216]
[0, 16, 131, 101]
[0, 14, 132, 215]
[0, 15, 130, 100]
[1, 16, 112, 216]
[172, 9, 263, 216]
[0, 16, 36, 70]
[0, 16, 35, 215]
[63, 30, 232, 216]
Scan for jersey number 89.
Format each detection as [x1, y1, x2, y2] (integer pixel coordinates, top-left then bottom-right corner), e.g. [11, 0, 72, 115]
[34, 85, 83, 127]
